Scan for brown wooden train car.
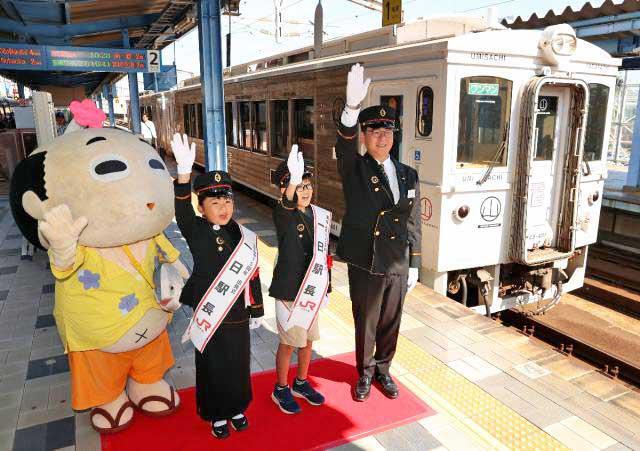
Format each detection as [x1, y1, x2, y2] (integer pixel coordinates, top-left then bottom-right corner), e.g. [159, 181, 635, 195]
[140, 65, 350, 224]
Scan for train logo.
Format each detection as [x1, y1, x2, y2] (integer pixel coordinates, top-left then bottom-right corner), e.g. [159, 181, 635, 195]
[480, 196, 501, 222]
[421, 197, 432, 224]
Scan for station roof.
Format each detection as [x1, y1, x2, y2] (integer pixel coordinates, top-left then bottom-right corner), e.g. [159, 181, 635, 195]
[503, 0, 640, 31]
[0, 0, 198, 95]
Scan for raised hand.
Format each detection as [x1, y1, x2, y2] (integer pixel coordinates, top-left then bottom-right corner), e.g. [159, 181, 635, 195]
[171, 133, 196, 175]
[38, 204, 88, 270]
[287, 144, 305, 186]
[346, 63, 371, 109]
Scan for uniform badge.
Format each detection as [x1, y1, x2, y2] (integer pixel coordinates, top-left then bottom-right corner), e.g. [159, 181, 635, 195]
[380, 108, 386, 117]
[216, 236, 224, 245]
[371, 176, 379, 184]
[297, 224, 305, 232]
[214, 173, 221, 182]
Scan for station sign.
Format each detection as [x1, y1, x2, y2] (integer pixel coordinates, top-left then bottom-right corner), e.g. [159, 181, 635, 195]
[0, 43, 160, 73]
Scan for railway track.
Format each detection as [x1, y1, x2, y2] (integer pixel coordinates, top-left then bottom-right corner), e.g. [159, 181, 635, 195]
[499, 244, 640, 388]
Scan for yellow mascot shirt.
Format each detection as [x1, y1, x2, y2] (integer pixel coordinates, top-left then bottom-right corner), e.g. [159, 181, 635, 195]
[50, 234, 180, 352]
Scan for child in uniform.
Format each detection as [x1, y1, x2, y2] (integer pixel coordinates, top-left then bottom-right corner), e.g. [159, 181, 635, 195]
[171, 134, 264, 438]
[270, 145, 332, 414]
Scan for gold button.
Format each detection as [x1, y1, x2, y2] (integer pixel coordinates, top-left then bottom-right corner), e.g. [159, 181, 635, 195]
[374, 231, 380, 236]
[380, 211, 385, 216]
[409, 201, 413, 205]
[375, 187, 379, 192]
[394, 218, 399, 222]
[218, 246, 223, 252]
[298, 234, 303, 238]
[390, 235, 396, 240]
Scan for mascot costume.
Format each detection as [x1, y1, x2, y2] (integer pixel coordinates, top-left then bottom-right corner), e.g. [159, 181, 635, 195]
[9, 100, 189, 433]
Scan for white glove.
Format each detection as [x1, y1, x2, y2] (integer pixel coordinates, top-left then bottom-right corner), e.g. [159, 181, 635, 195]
[346, 63, 371, 109]
[287, 144, 304, 186]
[171, 133, 196, 175]
[38, 204, 88, 270]
[407, 267, 419, 294]
[249, 318, 262, 330]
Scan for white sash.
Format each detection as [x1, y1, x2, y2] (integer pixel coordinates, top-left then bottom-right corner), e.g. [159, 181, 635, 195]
[279, 205, 332, 332]
[183, 225, 258, 352]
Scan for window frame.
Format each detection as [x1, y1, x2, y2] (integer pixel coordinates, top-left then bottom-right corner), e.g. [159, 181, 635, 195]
[269, 98, 290, 159]
[416, 86, 434, 138]
[456, 76, 512, 169]
[583, 83, 610, 163]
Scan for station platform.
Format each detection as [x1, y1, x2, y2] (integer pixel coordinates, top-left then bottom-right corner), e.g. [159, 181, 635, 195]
[1, 188, 639, 451]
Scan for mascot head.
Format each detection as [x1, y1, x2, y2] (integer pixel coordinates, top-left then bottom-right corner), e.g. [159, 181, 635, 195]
[10, 101, 174, 249]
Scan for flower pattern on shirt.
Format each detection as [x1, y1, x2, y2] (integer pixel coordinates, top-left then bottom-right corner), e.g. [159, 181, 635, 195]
[119, 294, 139, 315]
[78, 270, 100, 290]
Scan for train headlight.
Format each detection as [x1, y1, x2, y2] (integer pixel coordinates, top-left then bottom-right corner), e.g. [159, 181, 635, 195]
[587, 190, 600, 205]
[539, 24, 577, 67]
[453, 205, 470, 221]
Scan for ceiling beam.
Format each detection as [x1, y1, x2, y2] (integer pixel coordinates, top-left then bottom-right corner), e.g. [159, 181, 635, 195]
[0, 12, 160, 40]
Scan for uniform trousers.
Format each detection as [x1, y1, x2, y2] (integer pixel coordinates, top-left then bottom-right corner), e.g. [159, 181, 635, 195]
[347, 264, 407, 378]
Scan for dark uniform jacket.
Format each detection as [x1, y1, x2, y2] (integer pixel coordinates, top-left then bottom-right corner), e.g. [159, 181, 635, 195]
[174, 181, 264, 322]
[335, 123, 421, 275]
[269, 194, 332, 301]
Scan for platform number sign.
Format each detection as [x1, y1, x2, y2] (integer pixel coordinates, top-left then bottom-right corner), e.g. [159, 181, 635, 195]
[382, 0, 402, 27]
[147, 50, 160, 73]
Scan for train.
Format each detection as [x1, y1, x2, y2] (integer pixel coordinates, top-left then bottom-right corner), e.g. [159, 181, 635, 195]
[140, 16, 620, 315]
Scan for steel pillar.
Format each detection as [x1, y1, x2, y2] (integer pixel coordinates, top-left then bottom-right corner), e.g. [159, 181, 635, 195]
[198, 0, 227, 171]
[104, 84, 115, 127]
[17, 82, 24, 99]
[123, 29, 141, 134]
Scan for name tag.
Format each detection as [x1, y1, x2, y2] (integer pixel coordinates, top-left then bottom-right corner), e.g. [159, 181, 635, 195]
[408, 189, 415, 199]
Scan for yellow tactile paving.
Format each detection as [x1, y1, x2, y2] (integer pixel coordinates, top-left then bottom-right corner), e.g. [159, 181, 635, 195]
[254, 239, 569, 450]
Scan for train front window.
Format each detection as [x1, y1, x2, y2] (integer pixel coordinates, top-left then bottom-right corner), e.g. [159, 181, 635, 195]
[270, 100, 289, 158]
[293, 98, 314, 162]
[534, 96, 558, 161]
[457, 76, 512, 167]
[584, 83, 610, 162]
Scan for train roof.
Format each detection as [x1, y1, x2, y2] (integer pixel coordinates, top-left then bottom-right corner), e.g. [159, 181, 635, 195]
[141, 15, 620, 98]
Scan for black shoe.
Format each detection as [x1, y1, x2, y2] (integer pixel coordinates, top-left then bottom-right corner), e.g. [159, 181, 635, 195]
[353, 376, 372, 402]
[375, 373, 399, 399]
[230, 414, 249, 432]
[211, 421, 230, 439]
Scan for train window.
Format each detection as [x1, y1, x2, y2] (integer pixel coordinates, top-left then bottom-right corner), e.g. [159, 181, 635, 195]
[416, 87, 433, 137]
[225, 102, 235, 146]
[196, 103, 203, 139]
[293, 98, 314, 161]
[239, 102, 251, 150]
[457, 77, 512, 167]
[534, 96, 558, 161]
[183, 104, 198, 139]
[584, 84, 610, 162]
[252, 101, 268, 153]
[271, 100, 289, 158]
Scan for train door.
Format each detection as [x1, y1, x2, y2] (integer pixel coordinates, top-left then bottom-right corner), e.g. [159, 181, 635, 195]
[370, 83, 413, 163]
[526, 87, 569, 250]
[511, 78, 588, 266]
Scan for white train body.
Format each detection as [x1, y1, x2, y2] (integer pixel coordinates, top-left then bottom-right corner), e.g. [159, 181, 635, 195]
[189, 18, 621, 313]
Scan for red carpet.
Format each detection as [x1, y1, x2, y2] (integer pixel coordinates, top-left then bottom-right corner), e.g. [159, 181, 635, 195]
[101, 352, 435, 451]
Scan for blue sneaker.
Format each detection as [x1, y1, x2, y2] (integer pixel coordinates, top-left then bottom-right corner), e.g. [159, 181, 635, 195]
[271, 384, 301, 414]
[292, 378, 325, 406]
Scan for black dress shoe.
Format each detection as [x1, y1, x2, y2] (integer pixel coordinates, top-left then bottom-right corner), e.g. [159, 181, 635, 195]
[230, 414, 249, 432]
[375, 373, 399, 399]
[353, 376, 372, 402]
[211, 421, 230, 439]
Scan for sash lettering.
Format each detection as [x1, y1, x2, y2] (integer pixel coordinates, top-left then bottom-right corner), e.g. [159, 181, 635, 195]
[183, 225, 258, 352]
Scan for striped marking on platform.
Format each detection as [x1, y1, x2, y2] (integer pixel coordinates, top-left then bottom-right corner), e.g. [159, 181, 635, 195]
[256, 241, 568, 451]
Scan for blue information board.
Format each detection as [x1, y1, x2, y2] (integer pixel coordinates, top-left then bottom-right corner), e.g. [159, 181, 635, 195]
[0, 42, 159, 73]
